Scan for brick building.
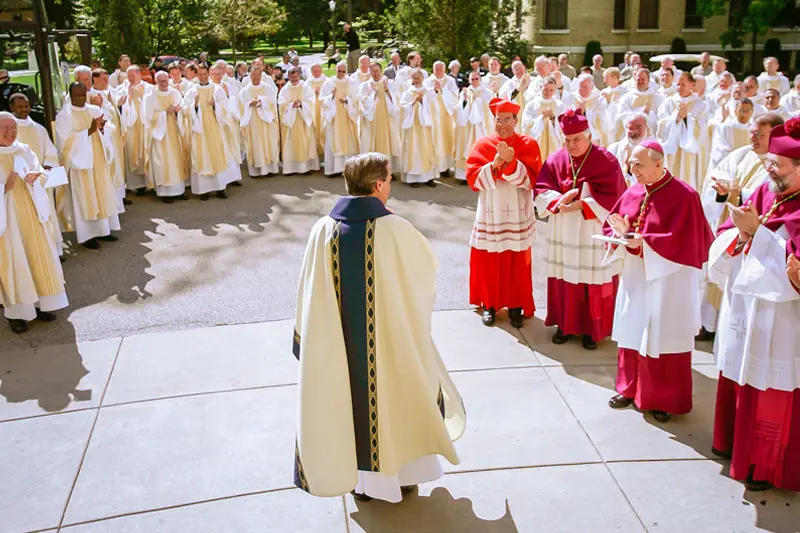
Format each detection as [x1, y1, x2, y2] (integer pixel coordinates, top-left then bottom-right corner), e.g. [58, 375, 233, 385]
[522, 0, 800, 74]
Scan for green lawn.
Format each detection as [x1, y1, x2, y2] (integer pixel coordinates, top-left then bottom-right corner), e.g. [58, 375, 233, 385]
[9, 72, 37, 88]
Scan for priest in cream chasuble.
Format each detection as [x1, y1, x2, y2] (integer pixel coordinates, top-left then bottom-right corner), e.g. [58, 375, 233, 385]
[278, 68, 320, 175]
[293, 153, 465, 503]
[0, 112, 68, 332]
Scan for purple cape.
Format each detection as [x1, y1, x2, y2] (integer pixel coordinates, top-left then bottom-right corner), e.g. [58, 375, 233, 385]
[603, 171, 714, 269]
[534, 144, 627, 212]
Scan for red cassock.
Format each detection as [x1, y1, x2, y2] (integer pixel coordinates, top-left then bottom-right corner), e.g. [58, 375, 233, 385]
[534, 145, 627, 342]
[712, 183, 800, 490]
[603, 171, 714, 414]
[467, 133, 542, 316]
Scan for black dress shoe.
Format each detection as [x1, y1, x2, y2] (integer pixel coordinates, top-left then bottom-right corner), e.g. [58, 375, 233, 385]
[652, 410, 672, 423]
[135, 187, 146, 196]
[581, 335, 598, 350]
[231, 180, 242, 187]
[481, 308, 496, 327]
[82, 238, 100, 250]
[410, 183, 420, 188]
[36, 309, 56, 322]
[8, 318, 28, 334]
[176, 193, 189, 201]
[552, 328, 569, 345]
[426, 180, 437, 187]
[711, 447, 732, 460]
[400, 485, 417, 494]
[439, 170, 450, 178]
[216, 190, 228, 199]
[99, 235, 118, 242]
[695, 327, 716, 342]
[200, 193, 210, 201]
[60, 256, 66, 264]
[350, 490, 373, 502]
[608, 394, 634, 409]
[745, 478, 774, 492]
[459, 180, 469, 185]
[508, 308, 524, 329]
[162, 197, 175, 204]
[122, 197, 133, 205]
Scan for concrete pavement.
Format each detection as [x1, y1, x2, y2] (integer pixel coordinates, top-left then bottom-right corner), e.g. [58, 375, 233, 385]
[0, 170, 798, 532]
[1, 311, 798, 532]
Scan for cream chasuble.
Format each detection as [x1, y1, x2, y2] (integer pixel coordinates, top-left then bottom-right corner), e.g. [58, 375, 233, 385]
[424, 75, 458, 172]
[0, 142, 67, 320]
[293, 197, 465, 500]
[499, 76, 532, 133]
[400, 86, 438, 183]
[709, 120, 751, 170]
[601, 85, 629, 145]
[656, 94, 710, 191]
[574, 91, 609, 146]
[55, 104, 120, 243]
[780, 89, 800, 117]
[521, 97, 566, 161]
[358, 79, 402, 169]
[320, 77, 359, 175]
[239, 82, 280, 176]
[120, 82, 151, 189]
[453, 86, 493, 181]
[89, 88, 126, 191]
[306, 75, 328, 158]
[618, 89, 663, 139]
[183, 83, 239, 194]
[483, 73, 509, 97]
[15, 117, 64, 254]
[278, 82, 319, 174]
[757, 72, 790, 96]
[145, 88, 188, 196]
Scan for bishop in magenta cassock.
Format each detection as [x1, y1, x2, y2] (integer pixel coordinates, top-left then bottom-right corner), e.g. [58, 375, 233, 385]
[603, 140, 714, 422]
[707, 117, 800, 492]
[467, 98, 541, 328]
[534, 109, 627, 349]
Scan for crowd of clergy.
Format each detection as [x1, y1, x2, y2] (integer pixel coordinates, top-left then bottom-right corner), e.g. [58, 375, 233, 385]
[2, 47, 800, 495]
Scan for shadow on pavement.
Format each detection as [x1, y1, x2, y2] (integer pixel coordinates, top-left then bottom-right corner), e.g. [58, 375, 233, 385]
[350, 486, 518, 532]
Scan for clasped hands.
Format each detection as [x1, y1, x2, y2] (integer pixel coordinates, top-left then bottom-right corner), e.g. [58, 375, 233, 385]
[728, 202, 760, 243]
[607, 213, 643, 249]
[491, 141, 515, 170]
[553, 188, 583, 214]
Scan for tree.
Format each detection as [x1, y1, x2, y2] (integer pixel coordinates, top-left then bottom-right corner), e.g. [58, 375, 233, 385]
[207, 0, 285, 60]
[489, 0, 532, 66]
[76, 0, 150, 67]
[582, 41, 603, 67]
[141, 0, 209, 58]
[394, 0, 494, 67]
[279, 0, 330, 48]
[697, 0, 791, 69]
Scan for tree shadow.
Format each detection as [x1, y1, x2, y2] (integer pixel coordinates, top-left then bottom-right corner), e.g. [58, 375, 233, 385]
[350, 486, 518, 533]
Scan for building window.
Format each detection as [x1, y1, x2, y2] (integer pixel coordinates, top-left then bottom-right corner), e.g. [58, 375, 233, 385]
[684, 0, 703, 28]
[614, 0, 627, 29]
[545, 0, 568, 29]
[638, 0, 660, 29]
[773, 0, 798, 27]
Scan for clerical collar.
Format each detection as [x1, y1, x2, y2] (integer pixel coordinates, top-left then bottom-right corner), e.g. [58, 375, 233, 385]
[0, 141, 23, 154]
[645, 170, 671, 192]
[14, 115, 33, 124]
[329, 196, 392, 222]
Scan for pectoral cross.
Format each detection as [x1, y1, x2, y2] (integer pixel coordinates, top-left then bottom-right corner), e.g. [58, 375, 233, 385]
[729, 319, 748, 342]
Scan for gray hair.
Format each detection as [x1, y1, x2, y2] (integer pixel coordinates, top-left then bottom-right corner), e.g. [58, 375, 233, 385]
[433, 60, 445, 69]
[74, 65, 92, 77]
[125, 65, 140, 74]
[577, 73, 594, 85]
[593, 54, 603, 62]
[534, 55, 549, 66]
[625, 112, 650, 129]
[336, 60, 347, 70]
[721, 72, 735, 82]
[343, 153, 390, 196]
[448, 59, 460, 69]
[794, 74, 800, 86]
[512, 60, 524, 70]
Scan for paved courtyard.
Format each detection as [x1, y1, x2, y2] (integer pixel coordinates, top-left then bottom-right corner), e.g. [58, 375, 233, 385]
[0, 173, 798, 532]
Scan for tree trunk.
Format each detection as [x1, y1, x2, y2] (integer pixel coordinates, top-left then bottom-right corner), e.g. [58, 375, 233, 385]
[751, 30, 758, 72]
